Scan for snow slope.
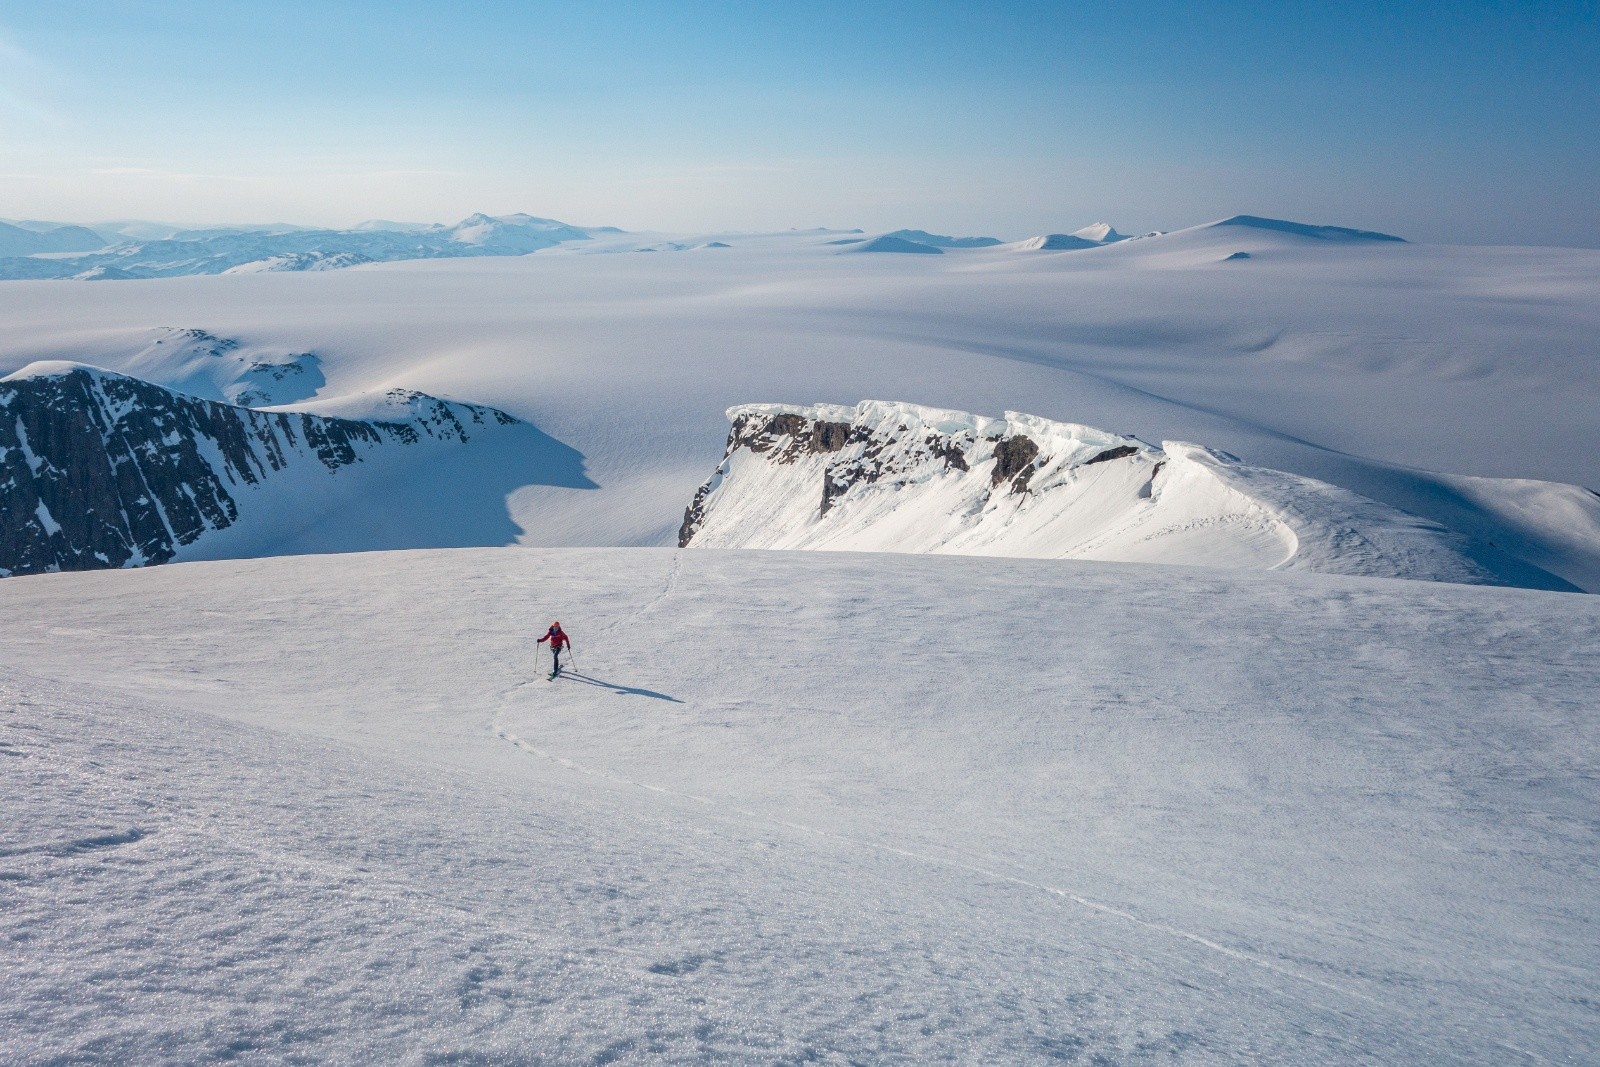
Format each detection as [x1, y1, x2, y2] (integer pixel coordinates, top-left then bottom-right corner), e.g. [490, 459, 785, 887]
[1002, 233, 1102, 251]
[116, 326, 326, 406]
[1072, 222, 1129, 243]
[679, 401, 1571, 589]
[0, 217, 1596, 585]
[1, 547, 1596, 1063]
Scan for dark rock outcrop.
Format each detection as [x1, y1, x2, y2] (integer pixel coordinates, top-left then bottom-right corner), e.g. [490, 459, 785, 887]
[1082, 444, 1141, 467]
[991, 435, 1040, 492]
[728, 411, 852, 463]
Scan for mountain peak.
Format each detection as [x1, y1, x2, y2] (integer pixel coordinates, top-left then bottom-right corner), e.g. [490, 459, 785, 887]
[1071, 223, 1127, 244]
[1208, 215, 1405, 242]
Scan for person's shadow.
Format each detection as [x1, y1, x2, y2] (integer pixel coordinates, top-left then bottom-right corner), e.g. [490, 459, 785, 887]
[557, 671, 683, 703]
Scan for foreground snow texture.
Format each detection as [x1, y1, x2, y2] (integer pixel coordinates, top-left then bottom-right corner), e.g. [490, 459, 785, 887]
[681, 401, 1571, 589]
[1, 547, 1596, 1063]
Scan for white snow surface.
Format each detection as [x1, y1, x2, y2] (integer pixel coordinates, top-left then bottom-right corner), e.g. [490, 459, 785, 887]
[1, 547, 1596, 1063]
[1, 222, 1598, 588]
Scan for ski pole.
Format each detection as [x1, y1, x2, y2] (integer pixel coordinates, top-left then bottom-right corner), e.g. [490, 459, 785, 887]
[533, 643, 542, 679]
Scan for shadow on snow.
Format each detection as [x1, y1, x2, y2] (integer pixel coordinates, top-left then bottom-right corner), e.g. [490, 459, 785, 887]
[555, 671, 683, 703]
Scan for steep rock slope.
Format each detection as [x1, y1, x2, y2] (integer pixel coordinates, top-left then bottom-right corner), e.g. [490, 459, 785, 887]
[0, 363, 518, 576]
[680, 402, 1573, 589]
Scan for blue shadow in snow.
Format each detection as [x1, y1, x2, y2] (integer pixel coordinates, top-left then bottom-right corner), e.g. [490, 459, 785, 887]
[261, 417, 598, 557]
[557, 671, 683, 703]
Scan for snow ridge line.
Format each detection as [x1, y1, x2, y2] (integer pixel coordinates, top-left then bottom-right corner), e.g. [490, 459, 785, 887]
[490, 705, 1384, 1012]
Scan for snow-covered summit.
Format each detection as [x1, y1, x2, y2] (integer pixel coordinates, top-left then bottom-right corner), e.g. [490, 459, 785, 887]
[845, 234, 944, 255]
[441, 212, 592, 250]
[1204, 215, 1405, 242]
[1071, 222, 1128, 243]
[879, 229, 1003, 249]
[221, 250, 375, 274]
[2, 359, 108, 382]
[1003, 233, 1101, 252]
[679, 400, 1571, 589]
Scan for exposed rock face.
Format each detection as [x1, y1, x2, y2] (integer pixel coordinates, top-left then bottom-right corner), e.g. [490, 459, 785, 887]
[675, 400, 1571, 590]
[0, 364, 517, 577]
[729, 410, 852, 462]
[990, 435, 1039, 491]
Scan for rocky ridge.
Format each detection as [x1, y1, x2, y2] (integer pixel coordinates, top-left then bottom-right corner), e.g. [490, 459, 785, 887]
[0, 364, 517, 576]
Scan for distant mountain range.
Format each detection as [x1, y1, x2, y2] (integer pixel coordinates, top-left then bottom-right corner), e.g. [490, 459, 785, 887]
[0, 213, 610, 280]
[0, 220, 111, 258]
[845, 216, 1405, 255]
[0, 212, 1409, 279]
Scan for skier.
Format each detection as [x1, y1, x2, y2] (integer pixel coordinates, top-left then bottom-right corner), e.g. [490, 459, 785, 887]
[537, 620, 571, 679]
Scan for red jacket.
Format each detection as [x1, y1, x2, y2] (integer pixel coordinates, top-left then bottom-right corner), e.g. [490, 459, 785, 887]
[538, 627, 570, 651]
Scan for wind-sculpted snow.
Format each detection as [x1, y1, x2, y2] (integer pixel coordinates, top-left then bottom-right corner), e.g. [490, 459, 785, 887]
[1, 548, 1596, 1063]
[114, 326, 327, 407]
[681, 401, 1574, 589]
[1207, 215, 1406, 242]
[0, 364, 523, 576]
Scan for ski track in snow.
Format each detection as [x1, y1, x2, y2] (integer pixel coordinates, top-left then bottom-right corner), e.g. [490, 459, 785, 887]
[494, 713, 1384, 1009]
[4, 684, 656, 969]
[489, 549, 1388, 1018]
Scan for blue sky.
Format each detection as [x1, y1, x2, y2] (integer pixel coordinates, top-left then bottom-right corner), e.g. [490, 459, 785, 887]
[1, 1, 1596, 243]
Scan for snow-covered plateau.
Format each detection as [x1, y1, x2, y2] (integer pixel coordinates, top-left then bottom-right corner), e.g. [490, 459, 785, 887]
[678, 401, 1575, 590]
[2, 548, 1597, 1063]
[2, 214, 1598, 1063]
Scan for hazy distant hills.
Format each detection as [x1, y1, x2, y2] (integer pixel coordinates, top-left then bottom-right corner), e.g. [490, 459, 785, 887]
[0, 220, 112, 257]
[0, 212, 1413, 279]
[0, 212, 608, 280]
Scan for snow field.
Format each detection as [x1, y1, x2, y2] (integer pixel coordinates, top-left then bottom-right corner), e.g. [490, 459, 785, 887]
[2, 547, 1596, 1063]
[1, 225, 1597, 582]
